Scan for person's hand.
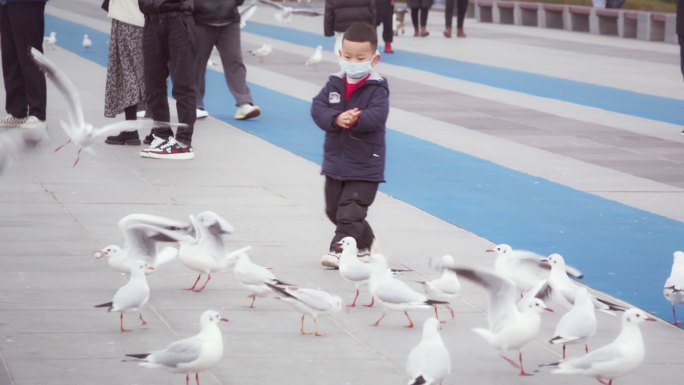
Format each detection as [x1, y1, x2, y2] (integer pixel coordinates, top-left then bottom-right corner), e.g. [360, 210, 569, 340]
[347, 108, 361, 126]
[335, 108, 361, 129]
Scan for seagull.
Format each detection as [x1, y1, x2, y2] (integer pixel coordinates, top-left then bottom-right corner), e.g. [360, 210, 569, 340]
[29, 48, 184, 166]
[94, 213, 190, 274]
[239, 0, 258, 29]
[249, 44, 272, 63]
[0, 126, 46, 177]
[487, 244, 583, 294]
[257, 0, 322, 24]
[126, 310, 228, 385]
[338, 236, 374, 307]
[266, 283, 343, 336]
[549, 287, 597, 359]
[94, 261, 152, 332]
[446, 265, 553, 376]
[417, 255, 461, 323]
[368, 254, 447, 328]
[542, 253, 626, 314]
[174, 211, 242, 292]
[541, 308, 656, 385]
[664, 250, 684, 325]
[82, 34, 92, 50]
[304, 45, 322, 67]
[226, 248, 291, 308]
[43, 31, 57, 49]
[406, 318, 451, 385]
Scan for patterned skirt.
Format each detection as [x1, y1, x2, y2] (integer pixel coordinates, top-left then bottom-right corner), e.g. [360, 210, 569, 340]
[104, 19, 146, 118]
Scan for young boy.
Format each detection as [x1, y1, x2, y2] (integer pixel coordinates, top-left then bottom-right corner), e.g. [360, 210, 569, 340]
[311, 22, 390, 268]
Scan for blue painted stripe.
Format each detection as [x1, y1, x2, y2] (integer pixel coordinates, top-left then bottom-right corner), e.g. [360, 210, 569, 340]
[242, 21, 684, 127]
[46, 15, 684, 324]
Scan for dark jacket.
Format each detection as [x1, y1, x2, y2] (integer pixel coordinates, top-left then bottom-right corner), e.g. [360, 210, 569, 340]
[138, 0, 193, 15]
[311, 71, 389, 183]
[0, 0, 48, 4]
[677, 0, 683, 36]
[407, 0, 433, 8]
[324, 0, 376, 36]
[193, 0, 243, 24]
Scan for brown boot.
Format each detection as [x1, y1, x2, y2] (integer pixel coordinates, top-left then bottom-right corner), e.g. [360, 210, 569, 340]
[457, 28, 467, 38]
[443, 27, 452, 38]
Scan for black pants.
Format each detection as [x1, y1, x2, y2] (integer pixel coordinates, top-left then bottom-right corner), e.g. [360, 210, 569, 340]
[410, 7, 429, 29]
[324, 177, 378, 251]
[375, 0, 394, 44]
[679, 35, 684, 81]
[0, 2, 46, 120]
[445, 0, 469, 29]
[143, 14, 196, 145]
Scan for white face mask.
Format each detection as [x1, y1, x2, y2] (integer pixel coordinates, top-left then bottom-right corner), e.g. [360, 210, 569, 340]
[339, 58, 373, 79]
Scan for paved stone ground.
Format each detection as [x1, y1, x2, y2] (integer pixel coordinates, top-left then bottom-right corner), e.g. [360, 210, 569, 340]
[1, 1, 683, 385]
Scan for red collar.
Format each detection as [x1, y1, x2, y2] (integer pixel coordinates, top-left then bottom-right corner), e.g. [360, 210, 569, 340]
[344, 74, 371, 101]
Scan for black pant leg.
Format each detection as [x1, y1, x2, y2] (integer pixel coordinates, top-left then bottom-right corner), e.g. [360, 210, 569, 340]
[420, 7, 429, 28]
[679, 35, 684, 81]
[382, 2, 394, 43]
[1, 3, 46, 119]
[143, 18, 173, 138]
[410, 8, 419, 30]
[445, 0, 455, 28]
[456, 0, 469, 29]
[167, 15, 196, 145]
[324, 176, 343, 226]
[330, 180, 379, 250]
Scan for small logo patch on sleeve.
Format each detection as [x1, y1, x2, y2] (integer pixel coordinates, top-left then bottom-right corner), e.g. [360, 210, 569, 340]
[329, 92, 341, 104]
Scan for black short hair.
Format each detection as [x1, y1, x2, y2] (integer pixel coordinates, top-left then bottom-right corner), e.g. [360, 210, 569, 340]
[342, 22, 378, 52]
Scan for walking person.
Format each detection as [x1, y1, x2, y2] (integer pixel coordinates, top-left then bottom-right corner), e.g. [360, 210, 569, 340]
[0, 0, 48, 130]
[408, 0, 432, 37]
[678, 0, 683, 81]
[311, 22, 390, 268]
[375, 0, 395, 53]
[324, 0, 375, 56]
[103, 0, 147, 145]
[138, 0, 197, 160]
[194, 0, 260, 121]
[443, 0, 468, 38]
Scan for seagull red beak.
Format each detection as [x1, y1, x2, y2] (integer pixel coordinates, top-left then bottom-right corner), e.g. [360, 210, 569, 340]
[219, 317, 229, 323]
[645, 316, 657, 322]
[544, 307, 554, 313]
[485, 248, 495, 253]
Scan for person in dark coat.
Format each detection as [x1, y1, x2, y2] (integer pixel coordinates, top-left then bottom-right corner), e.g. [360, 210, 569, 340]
[408, 0, 432, 37]
[0, 0, 48, 130]
[137, 0, 197, 160]
[311, 23, 389, 268]
[324, 0, 375, 55]
[678, 0, 683, 82]
[194, 0, 260, 121]
[375, 0, 395, 53]
[444, 0, 468, 38]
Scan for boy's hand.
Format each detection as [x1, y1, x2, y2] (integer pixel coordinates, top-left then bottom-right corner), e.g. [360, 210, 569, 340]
[335, 108, 361, 129]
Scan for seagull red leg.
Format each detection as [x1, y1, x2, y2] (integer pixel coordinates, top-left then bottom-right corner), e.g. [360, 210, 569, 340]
[72, 148, 82, 167]
[447, 305, 455, 319]
[120, 313, 131, 332]
[403, 311, 415, 328]
[185, 274, 202, 291]
[585, 344, 589, 353]
[518, 352, 533, 376]
[185, 374, 190, 385]
[562, 344, 567, 359]
[53, 138, 71, 153]
[372, 312, 386, 326]
[363, 296, 375, 307]
[348, 288, 359, 307]
[195, 372, 200, 385]
[139, 313, 147, 326]
[313, 317, 324, 337]
[248, 295, 257, 308]
[673, 304, 682, 325]
[300, 314, 310, 335]
[194, 274, 211, 292]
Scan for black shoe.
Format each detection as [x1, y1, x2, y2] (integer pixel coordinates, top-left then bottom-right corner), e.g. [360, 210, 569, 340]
[105, 130, 141, 145]
[143, 133, 154, 145]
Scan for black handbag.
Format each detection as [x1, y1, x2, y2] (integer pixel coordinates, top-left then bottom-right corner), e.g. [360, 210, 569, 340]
[101, 0, 110, 12]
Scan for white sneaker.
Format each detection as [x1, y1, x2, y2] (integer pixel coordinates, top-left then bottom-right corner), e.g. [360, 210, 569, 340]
[0, 114, 28, 128]
[142, 136, 194, 160]
[136, 110, 146, 119]
[196, 108, 209, 119]
[140, 135, 167, 157]
[22, 116, 47, 130]
[234, 104, 260, 120]
[320, 251, 341, 269]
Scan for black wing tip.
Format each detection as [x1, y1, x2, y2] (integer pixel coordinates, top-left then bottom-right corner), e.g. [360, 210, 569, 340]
[125, 353, 150, 360]
[548, 336, 562, 344]
[426, 299, 449, 306]
[265, 282, 293, 298]
[409, 375, 427, 385]
[94, 301, 113, 309]
[596, 298, 627, 312]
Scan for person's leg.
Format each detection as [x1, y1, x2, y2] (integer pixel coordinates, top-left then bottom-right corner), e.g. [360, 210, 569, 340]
[0, 4, 28, 119]
[167, 15, 196, 146]
[456, 0, 469, 37]
[331, 180, 379, 251]
[194, 23, 216, 111]
[324, 176, 343, 228]
[419, 7, 430, 36]
[679, 35, 684, 81]
[444, 0, 455, 30]
[382, 1, 394, 44]
[11, 3, 46, 121]
[142, 19, 173, 139]
[216, 22, 253, 107]
[410, 7, 419, 36]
